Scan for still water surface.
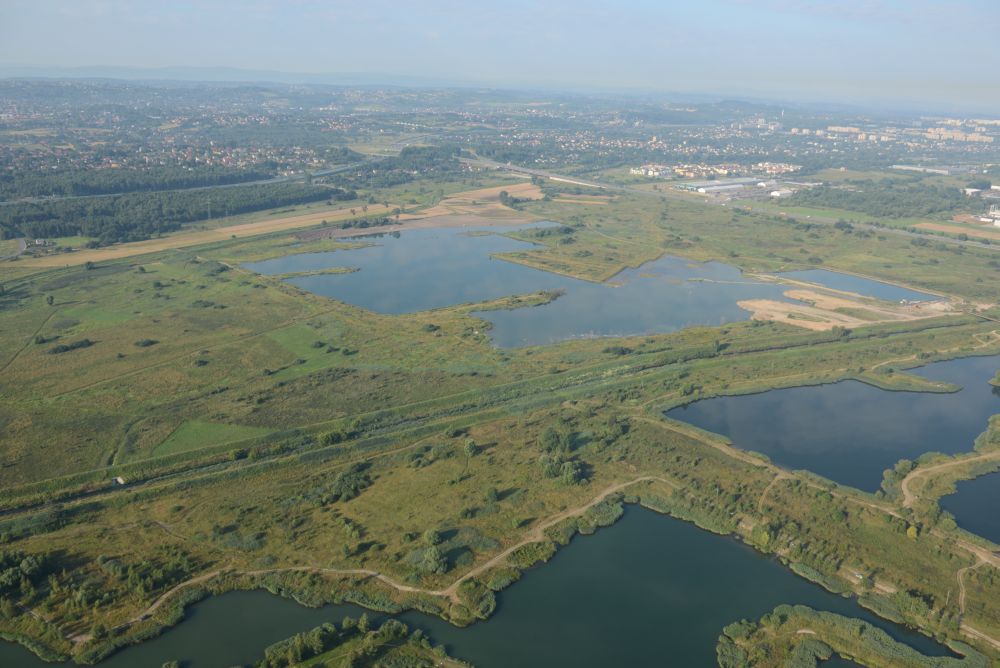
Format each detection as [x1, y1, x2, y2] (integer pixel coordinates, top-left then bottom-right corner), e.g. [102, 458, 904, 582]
[244, 226, 794, 347]
[666, 355, 1000, 491]
[0, 509, 948, 667]
[775, 269, 937, 303]
[940, 470, 1000, 545]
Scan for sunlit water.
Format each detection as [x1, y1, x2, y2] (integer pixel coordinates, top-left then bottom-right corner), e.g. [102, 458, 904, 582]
[245, 226, 795, 347]
[667, 355, 1000, 491]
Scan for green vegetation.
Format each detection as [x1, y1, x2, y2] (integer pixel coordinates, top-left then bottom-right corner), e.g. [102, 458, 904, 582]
[153, 420, 271, 458]
[717, 605, 987, 667]
[0, 165, 274, 200]
[2, 177, 1000, 664]
[788, 181, 971, 220]
[253, 617, 469, 667]
[0, 182, 353, 244]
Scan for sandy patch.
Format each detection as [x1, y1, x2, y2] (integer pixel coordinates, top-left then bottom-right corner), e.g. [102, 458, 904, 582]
[739, 289, 955, 331]
[10, 204, 395, 268]
[917, 222, 1000, 240]
[553, 198, 609, 206]
[297, 213, 537, 242]
[400, 181, 544, 220]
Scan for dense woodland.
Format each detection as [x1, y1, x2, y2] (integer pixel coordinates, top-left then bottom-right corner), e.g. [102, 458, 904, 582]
[789, 181, 970, 219]
[0, 182, 349, 244]
[335, 145, 464, 189]
[0, 165, 273, 200]
[0, 147, 460, 244]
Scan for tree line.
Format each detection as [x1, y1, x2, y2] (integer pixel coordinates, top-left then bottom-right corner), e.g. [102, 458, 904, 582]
[0, 182, 352, 244]
[335, 145, 463, 190]
[789, 181, 968, 219]
[0, 165, 274, 200]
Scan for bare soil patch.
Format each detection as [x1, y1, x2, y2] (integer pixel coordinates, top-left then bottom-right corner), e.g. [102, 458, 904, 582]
[918, 222, 1000, 241]
[739, 289, 955, 331]
[400, 181, 543, 220]
[11, 204, 395, 268]
[298, 213, 537, 242]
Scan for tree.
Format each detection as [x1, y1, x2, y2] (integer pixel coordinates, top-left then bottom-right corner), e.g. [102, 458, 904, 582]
[423, 529, 441, 546]
[46, 295, 54, 306]
[420, 546, 448, 574]
[540, 426, 570, 452]
[906, 525, 919, 540]
[464, 439, 477, 457]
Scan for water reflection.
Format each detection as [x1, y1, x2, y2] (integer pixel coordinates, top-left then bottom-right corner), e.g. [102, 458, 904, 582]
[667, 355, 1000, 491]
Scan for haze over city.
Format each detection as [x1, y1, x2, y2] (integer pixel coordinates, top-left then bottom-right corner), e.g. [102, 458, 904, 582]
[2, 0, 999, 111]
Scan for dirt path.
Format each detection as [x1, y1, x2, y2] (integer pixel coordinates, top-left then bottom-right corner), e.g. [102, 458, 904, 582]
[758, 473, 791, 513]
[872, 330, 1000, 372]
[97, 411, 1000, 654]
[900, 450, 1000, 508]
[637, 414, 776, 471]
[120, 475, 678, 630]
[438, 474, 678, 598]
[0, 307, 60, 374]
[961, 622, 1000, 652]
[127, 567, 228, 625]
[958, 560, 986, 615]
[644, 413, 1000, 575]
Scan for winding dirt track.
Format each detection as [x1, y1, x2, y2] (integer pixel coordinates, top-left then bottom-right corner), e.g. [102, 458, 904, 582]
[94, 412, 1000, 654]
[900, 450, 1000, 508]
[957, 560, 986, 615]
[124, 475, 679, 630]
[758, 473, 791, 513]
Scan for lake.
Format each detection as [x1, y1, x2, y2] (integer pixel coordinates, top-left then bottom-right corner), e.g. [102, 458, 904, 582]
[666, 355, 1000, 491]
[775, 269, 937, 302]
[0, 508, 948, 667]
[244, 226, 794, 347]
[940, 470, 1000, 545]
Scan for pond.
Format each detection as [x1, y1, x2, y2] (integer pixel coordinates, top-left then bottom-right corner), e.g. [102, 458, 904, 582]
[0, 508, 949, 667]
[666, 355, 1000, 491]
[245, 225, 798, 348]
[775, 269, 937, 302]
[940, 470, 1000, 545]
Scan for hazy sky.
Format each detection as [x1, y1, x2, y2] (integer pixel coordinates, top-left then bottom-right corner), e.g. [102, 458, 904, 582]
[2, 0, 999, 109]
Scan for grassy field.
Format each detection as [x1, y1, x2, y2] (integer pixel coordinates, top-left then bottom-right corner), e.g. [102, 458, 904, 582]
[2, 181, 1000, 663]
[497, 189, 1000, 302]
[150, 420, 271, 459]
[747, 199, 953, 231]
